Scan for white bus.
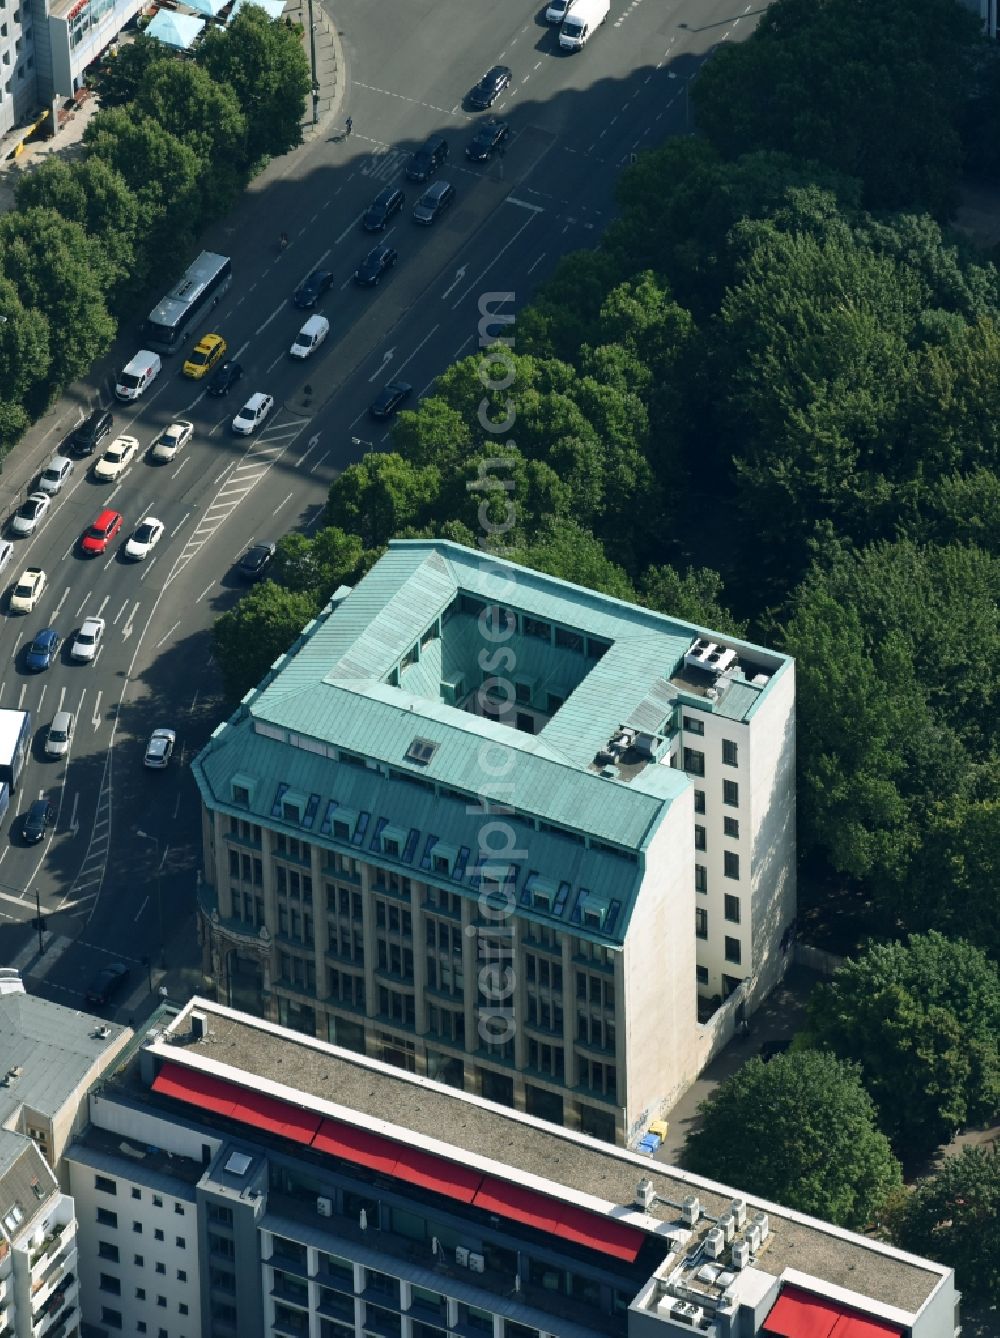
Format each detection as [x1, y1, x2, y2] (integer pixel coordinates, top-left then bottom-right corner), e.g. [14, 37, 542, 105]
[142, 251, 232, 353]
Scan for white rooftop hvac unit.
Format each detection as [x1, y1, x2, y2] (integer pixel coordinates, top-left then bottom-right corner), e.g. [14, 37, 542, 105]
[455, 1247, 469, 1267]
[668, 1301, 705, 1328]
[717, 1213, 735, 1243]
[731, 1241, 751, 1270]
[729, 1198, 747, 1227]
[316, 1197, 333, 1217]
[635, 1178, 656, 1212]
[746, 1223, 762, 1253]
[752, 1211, 769, 1242]
[684, 639, 737, 676]
[681, 1195, 701, 1225]
[469, 1253, 485, 1273]
[703, 1228, 725, 1259]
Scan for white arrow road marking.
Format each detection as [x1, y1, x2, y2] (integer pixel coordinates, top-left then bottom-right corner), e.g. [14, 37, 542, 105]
[90, 692, 102, 728]
[121, 602, 141, 640]
[367, 349, 397, 382]
[441, 266, 468, 300]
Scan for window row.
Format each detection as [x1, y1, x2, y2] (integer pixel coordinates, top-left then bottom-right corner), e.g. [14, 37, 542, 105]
[694, 909, 742, 962]
[682, 721, 739, 767]
[694, 816, 740, 849]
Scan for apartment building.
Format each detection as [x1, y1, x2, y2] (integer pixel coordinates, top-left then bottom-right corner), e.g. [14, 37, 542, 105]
[0, 1132, 79, 1338]
[193, 540, 796, 1144]
[66, 997, 960, 1338]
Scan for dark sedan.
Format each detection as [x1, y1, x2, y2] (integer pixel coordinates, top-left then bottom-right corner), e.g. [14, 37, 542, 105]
[85, 962, 131, 1008]
[354, 244, 398, 287]
[25, 627, 60, 672]
[293, 269, 334, 309]
[207, 361, 244, 397]
[369, 382, 413, 420]
[466, 117, 510, 162]
[468, 64, 512, 110]
[363, 186, 405, 231]
[238, 541, 276, 581]
[22, 798, 53, 845]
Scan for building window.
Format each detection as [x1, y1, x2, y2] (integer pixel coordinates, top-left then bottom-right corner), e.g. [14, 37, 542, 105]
[683, 748, 705, 777]
[695, 865, 707, 894]
[176, 1236, 186, 1248]
[683, 715, 704, 735]
[177, 1269, 187, 1281]
[133, 1222, 142, 1233]
[723, 779, 739, 807]
[136, 1287, 146, 1300]
[155, 1262, 166, 1275]
[134, 1255, 144, 1267]
[99, 1241, 119, 1261]
[97, 1208, 117, 1228]
[131, 1187, 141, 1200]
[724, 936, 742, 965]
[722, 739, 738, 767]
[100, 1273, 122, 1295]
[696, 965, 709, 985]
[724, 894, 740, 924]
[694, 825, 706, 851]
[101, 1308, 123, 1330]
[724, 851, 740, 880]
[695, 908, 707, 940]
[157, 1296, 167, 1307]
[95, 1175, 117, 1195]
[694, 789, 705, 814]
[174, 1202, 185, 1215]
[724, 816, 739, 838]
[154, 1229, 164, 1242]
[180, 1302, 189, 1315]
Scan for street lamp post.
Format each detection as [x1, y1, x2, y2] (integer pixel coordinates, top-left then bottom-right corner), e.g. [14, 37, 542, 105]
[136, 829, 165, 967]
[306, 0, 319, 125]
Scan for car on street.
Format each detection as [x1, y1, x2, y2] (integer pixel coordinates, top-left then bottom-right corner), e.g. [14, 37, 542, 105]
[182, 332, 227, 379]
[466, 117, 510, 161]
[293, 270, 334, 308]
[10, 492, 51, 537]
[545, 0, 575, 20]
[10, 567, 46, 614]
[289, 315, 330, 360]
[22, 798, 53, 845]
[150, 420, 193, 464]
[207, 360, 244, 397]
[354, 243, 398, 287]
[405, 135, 449, 182]
[37, 454, 75, 495]
[71, 616, 105, 663]
[25, 627, 60, 672]
[362, 186, 405, 231]
[70, 407, 113, 456]
[124, 516, 164, 561]
[84, 962, 130, 1007]
[237, 541, 276, 581]
[369, 381, 413, 420]
[93, 434, 139, 482]
[413, 181, 456, 225]
[144, 727, 177, 769]
[45, 710, 74, 758]
[0, 540, 13, 576]
[232, 393, 274, 436]
[80, 509, 123, 556]
[468, 64, 512, 110]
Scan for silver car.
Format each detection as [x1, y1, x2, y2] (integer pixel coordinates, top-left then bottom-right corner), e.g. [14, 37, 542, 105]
[46, 710, 74, 758]
[144, 728, 176, 769]
[38, 454, 74, 495]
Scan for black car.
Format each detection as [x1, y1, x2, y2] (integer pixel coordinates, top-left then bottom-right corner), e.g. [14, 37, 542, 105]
[354, 244, 398, 287]
[405, 135, 449, 182]
[466, 117, 510, 162]
[22, 798, 53, 845]
[468, 64, 512, 110]
[71, 407, 113, 457]
[369, 381, 413, 420]
[293, 269, 334, 309]
[85, 962, 130, 1008]
[207, 361, 244, 397]
[238, 541, 276, 581]
[363, 186, 405, 232]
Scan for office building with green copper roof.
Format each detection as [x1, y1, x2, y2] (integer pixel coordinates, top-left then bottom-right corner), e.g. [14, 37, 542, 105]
[193, 540, 796, 1146]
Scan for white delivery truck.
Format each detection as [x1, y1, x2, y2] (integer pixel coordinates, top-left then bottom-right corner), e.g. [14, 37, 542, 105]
[559, 0, 609, 48]
[115, 350, 162, 402]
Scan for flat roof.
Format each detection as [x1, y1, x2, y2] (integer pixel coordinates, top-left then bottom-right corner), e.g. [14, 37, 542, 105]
[144, 1000, 944, 1318]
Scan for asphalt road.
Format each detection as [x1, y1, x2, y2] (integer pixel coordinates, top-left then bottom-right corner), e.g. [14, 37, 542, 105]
[0, 0, 763, 1016]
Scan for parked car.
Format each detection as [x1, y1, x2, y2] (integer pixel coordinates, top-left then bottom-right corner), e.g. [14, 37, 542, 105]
[466, 118, 510, 162]
[85, 962, 130, 1007]
[22, 798, 53, 845]
[144, 728, 177, 769]
[149, 421, 193, 464]
[468, 64, 512, 110]
[369, 382, 413, 420]
[71, 616, 106, 663]
[80, 510, 123, 556]
[207, 361, 244, 397]
[10, 567, 46, 614]
[71, 407, 113, 457]
[293, 270, 334, 309]
[10, 492, 51, 537]
[354, 244, 398, 287]
[45, 710, 75, 758]
[362, 186, 405, 231]
[25, 627, 60, 672]
[37, 454, 75, 495]
[93, 435, 139, 482]
[183, 333, 227, 379]
[412, 181, 456, 225]
[232, 393, 274, 436]
[237, 541, 276, 581]
[124, 517, 164, 562]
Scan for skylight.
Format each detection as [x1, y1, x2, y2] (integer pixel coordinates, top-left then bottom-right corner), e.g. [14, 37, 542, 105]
[405, 737, 439, 765]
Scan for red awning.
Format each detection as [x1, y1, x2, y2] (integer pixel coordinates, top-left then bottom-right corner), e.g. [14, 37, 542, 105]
[474, 1177, 565, 1233]
[312, 1120, 399, 1175]
[765, 1288, 903, 1338]
[152, 1062, 238, 1119]
[554, 1203, 644, 1262]
[228, 1088, 322, 1145]
[391, 1147, 483, 1203]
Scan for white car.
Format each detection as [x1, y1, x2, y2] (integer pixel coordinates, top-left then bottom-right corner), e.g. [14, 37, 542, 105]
[45, 710, 75, 758]
[232, 393, 274, 436]
[10, 567, 46, 614]
[38, 454, 74, 495]
[10, 492, 51, 537]
[144, 728, 176, 769]
[545, 0, 575, 19]
[124, 516, 164, 561]
[93, 434, 139, 482]
[150, 421, 193, 464]
[71, 616, 105, 663]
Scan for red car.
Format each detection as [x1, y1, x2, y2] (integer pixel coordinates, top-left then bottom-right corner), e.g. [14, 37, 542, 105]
[80, 508, 123, 556]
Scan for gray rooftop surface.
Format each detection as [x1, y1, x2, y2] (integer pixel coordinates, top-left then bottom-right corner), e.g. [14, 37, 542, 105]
[0, 1132, 56, 1239]
[152, 1002, 941, 1318]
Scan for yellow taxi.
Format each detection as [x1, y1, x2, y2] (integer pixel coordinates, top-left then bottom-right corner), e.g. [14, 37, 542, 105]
[183, 332, 227, 379]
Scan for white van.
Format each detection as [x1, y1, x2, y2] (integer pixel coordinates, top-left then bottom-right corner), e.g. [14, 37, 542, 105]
[290, 314, 330, 360]
[115, 350, 162, 402]
[559, 0, 609, 47]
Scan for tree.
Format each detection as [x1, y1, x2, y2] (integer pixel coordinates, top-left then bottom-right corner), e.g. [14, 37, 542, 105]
[0, 276, 51, 409]
[271, 527, 366, 599]
[90, 34, 170, 108]
[501, 520, 637, 603]
[681, 1050, 901, 1229]
[325, 454, 441, 548]
[806, 933, 1000, 1157]
[196, 6, 310, 164]
[638, 564, 747, 636]
[212, 583, 318, 701]
[889, 1148, 1000, 1302]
